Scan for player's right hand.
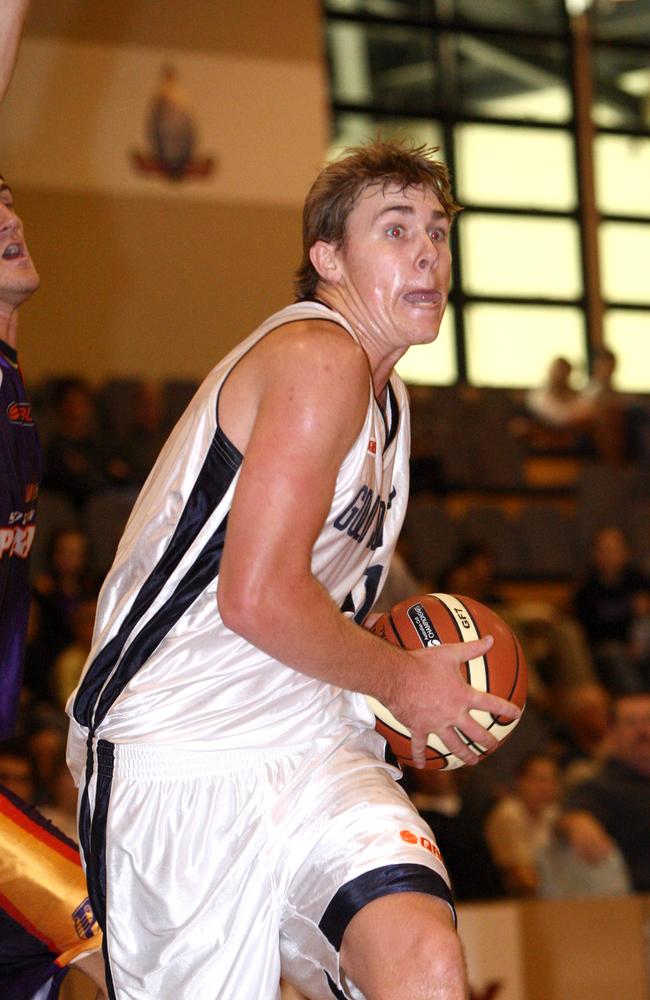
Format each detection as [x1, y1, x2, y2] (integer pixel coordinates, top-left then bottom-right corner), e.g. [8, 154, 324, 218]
[389, 636, 521, 769]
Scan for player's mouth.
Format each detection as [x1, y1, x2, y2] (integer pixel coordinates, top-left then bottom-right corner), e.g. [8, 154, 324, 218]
[2, 242, 26, 261]
[403, 289, 442, 306]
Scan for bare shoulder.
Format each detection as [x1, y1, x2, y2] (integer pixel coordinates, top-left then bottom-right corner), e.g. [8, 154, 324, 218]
[262, 318, 369, 384]
[220, 317, 370, 453]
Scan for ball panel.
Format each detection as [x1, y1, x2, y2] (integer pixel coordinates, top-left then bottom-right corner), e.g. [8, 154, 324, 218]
[368, 592, 527, 771]
[388, 596, 464, 649]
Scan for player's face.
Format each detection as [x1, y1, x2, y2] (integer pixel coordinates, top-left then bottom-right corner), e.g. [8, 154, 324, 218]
[0, 178, 40, 311]
[333, 183, 451, 352]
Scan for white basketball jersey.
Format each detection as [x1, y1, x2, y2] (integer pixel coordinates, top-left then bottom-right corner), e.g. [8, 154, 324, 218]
[67, 302, 410, 768]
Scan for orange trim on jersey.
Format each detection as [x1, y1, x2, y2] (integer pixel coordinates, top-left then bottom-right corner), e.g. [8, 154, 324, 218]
[0, 793, 80, 866]
[0, 888, 60, 952]
[0, 810, 98, 956]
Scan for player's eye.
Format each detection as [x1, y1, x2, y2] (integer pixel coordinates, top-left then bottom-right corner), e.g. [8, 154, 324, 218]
[429, 228, 447, 242]
[386, 224, 405, 238]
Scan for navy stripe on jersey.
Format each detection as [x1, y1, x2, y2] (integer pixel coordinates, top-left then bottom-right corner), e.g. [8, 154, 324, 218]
[383, 381, 400, 452]
[73, 426, 242, 731]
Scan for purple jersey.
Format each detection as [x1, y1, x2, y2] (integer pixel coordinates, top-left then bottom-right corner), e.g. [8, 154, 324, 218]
[0, 339, 41, 739]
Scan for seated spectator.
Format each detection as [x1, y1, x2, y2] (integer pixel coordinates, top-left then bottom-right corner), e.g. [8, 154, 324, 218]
[503, 602, 597, 702]
[573, 526, 650, 694]
[25, 716, 68, 806]
[42, 379, 110, 510]
[0, 738, 37, 803]
[511, 356, 593, 454]
[553, 682, 611, 787]
[29, 526, 95, 696]
[483, 752, 562, 897]
[439, 540, 504, 609]
[559, 691, 650, 894]
[111, 379, 167, 487]
[38, 747, 79, 842]
[629, 590, 650, 689]
[52, 594, 97, 710]
[579, 347, 626, 462]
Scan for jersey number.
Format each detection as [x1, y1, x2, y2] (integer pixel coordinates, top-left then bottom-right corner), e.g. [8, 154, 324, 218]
[341, 564, 384, 624]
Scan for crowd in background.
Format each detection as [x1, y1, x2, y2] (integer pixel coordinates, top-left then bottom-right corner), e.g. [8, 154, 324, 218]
[2, 362, 649, 906]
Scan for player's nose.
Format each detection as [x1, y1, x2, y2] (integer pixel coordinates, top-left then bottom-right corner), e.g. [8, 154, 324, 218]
[415, 231, 438, 271]
[0, 210, 19, 235]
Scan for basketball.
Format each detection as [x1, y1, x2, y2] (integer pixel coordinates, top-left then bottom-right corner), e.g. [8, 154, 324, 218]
[368, 593, 527, 769]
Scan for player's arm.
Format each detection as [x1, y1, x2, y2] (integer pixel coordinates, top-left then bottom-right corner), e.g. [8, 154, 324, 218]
[0, 1, 30, 103]
[217, 322, 519, 766]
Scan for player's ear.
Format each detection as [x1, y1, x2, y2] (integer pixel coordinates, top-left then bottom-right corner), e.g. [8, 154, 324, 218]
[309, 240, 342, 285]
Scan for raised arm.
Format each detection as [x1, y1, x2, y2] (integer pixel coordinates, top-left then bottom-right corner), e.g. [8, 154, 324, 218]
[217, 322, 519, 766]
[0, 1, 30, 103]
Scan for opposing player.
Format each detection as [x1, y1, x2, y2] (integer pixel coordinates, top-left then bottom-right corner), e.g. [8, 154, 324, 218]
[0, 783, 107, 1000]
[66, 139, 521, 1000]
[0, 173, 41, 739]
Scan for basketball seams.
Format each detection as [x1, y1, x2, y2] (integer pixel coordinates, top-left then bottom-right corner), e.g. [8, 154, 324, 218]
[369, 592, 527, 770]
[429, 594, 465, 642]
[387, 612, 406, 648]
[432, 593, 488, 692]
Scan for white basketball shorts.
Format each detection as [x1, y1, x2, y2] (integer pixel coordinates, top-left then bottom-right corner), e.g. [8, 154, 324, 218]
[81, 731, 454, 1000]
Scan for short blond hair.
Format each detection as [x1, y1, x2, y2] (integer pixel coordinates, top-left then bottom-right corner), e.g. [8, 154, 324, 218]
[295, 137, 461, 301]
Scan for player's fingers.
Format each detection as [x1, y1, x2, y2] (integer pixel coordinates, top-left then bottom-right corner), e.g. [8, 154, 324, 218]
[410, 729, 428, 769]
[440, 726, 481, 766]
[456, 714, 499, 754]
[448, 634, 494, 663]
[470, 689, 522, 721]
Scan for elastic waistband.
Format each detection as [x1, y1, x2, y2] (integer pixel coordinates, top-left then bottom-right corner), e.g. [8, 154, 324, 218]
[98, 739, 317, 780]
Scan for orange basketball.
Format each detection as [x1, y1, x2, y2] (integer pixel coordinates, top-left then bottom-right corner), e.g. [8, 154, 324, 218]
[368, 592, 527, 769]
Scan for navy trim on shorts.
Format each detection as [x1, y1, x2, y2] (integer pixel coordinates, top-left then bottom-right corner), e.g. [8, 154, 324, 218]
[80, 739, 117, 1000]
[319, 863, 455, 952]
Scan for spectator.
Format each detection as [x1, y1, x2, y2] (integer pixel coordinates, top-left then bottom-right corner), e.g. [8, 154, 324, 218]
[25, 715, 67, 805]
[559, 691, 650, 893]
[0, 737, 37, 803]
[573, 526, 650, 693]
[483, 752, 562, 897]
[511, 356, 593, 454]
[52, 594, 97, 710]
[42, 379, 109, 510]
[554, 682, 611, 787]
[579, 347, 626, 462]
[29, 526, 95, 696]
[111, 379, 167, 487]
[38, 747, 79, 842]
[439, 540, 504, 609]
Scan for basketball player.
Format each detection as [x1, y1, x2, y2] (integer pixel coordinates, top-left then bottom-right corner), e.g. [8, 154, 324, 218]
[66, 139, 521, 1000]
[0, 174, 41, 739]
[0, 783, 107, 1000]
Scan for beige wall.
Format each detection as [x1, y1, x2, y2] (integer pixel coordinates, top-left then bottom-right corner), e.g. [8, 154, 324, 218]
[0, 1, 328, 384]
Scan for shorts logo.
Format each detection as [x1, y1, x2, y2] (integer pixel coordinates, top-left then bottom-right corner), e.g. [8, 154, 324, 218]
[7, 401, 33, 425]
[400, 828, 443, 863]
[72, 897, 99, 939]
[368, 439, 377, 455]
[407, 603, 441, 647]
